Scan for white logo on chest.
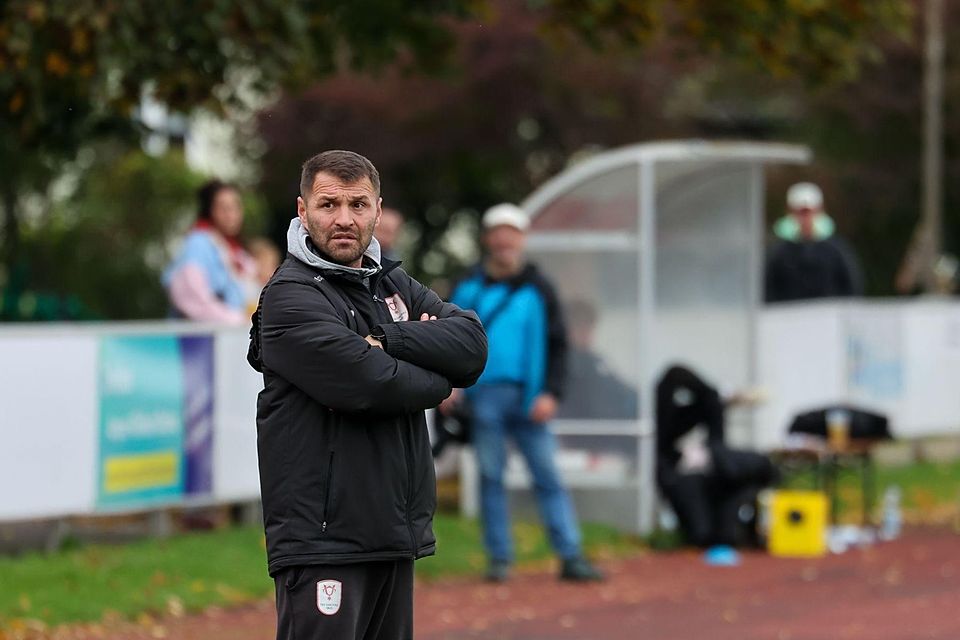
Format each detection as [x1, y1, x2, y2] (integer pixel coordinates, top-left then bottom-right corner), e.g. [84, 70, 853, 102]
[383, 294, 409, 322]
[317, 579, 342, 615]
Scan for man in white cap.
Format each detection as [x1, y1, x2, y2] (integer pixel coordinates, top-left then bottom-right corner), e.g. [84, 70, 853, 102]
[764, 182, 863, 303]
[440, 203, 604, 583]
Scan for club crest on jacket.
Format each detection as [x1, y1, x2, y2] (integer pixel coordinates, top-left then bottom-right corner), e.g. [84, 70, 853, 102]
[317, 579, 342, 615]
[384, 294, 409, 322]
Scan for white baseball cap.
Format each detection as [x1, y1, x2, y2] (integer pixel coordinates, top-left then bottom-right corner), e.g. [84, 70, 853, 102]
[787, 182, 823, 211]
[481, 203, 530, 231]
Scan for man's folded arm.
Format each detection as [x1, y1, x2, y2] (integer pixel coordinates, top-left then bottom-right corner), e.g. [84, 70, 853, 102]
[261, 281, 452, 414]
[372, 276, 488, 388]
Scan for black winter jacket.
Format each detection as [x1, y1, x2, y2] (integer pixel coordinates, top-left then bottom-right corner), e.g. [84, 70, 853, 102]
[248, 254, 487, 576]
[764, 236, 863, 303]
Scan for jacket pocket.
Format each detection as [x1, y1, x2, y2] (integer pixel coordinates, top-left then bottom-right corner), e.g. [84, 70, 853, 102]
[284, 566, 307, 591]
[321, 451, 335, 533]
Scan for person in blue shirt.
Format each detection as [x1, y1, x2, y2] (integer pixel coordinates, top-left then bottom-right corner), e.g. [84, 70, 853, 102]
[442, 203, 603, 583]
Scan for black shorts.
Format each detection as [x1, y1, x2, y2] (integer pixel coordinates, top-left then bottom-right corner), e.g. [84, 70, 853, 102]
[274, 560, 414, 640]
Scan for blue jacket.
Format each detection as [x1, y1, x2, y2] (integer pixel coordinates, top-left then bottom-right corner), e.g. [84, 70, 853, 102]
[450, 263, 567, 412]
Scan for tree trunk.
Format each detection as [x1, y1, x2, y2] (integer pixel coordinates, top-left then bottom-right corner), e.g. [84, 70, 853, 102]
[1, 181, 19, 279]
[921, 0, 945, 291]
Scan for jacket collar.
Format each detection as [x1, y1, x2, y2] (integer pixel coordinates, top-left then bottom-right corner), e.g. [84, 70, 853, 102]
[286, 218, 383, 279]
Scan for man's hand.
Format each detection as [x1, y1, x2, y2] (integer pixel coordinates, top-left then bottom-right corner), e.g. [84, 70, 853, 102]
[439, 388, 463, 416]
[367, 313, 435, 349]
[529, 393, 558, 424]
[367, 313, 434, 347]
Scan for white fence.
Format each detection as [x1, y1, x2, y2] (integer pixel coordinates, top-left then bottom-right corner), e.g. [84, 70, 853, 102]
[459, 299, 960, 531]
[2, 299, 960, 523]
[0, 322, 262, 522]
[754, 299, 960, 450]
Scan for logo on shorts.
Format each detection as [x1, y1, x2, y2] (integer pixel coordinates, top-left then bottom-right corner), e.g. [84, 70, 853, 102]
[317, 579, 342, 615]
[383, 294, 409, 322]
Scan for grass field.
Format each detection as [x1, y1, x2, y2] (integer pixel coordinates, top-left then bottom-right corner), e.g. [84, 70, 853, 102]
[0, 516, 637, 629]
[782, 458, 960, 524]
[0, 524, 271, 628]
[2, 458, 959, 630]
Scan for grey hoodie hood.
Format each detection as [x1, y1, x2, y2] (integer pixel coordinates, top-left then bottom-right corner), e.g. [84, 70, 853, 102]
[287, 218, 382, 279]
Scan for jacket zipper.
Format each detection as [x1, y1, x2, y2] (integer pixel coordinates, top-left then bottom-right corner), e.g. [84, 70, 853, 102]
[369, 272, 417, 555]
[379, 284, 417, 556]
[321, 451, 334, 533]
[404, 430, 417, 557]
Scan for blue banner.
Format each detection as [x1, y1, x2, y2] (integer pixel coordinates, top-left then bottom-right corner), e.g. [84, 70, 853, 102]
[181, 336, 214, 496]
[97, 335, 215, 509]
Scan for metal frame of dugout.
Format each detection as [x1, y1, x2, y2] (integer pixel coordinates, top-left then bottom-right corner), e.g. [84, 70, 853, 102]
[459, 140, 811, 535]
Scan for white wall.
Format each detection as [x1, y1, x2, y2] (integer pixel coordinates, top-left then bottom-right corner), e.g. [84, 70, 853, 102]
[0, 335, 99, 519]
[0, 323, 262, 521]
[754, 300, 960, 449]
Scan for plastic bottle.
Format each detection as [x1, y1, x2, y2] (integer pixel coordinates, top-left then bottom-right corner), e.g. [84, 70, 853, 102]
[658, 504, 678, 532]
[756, 489, 773, 545]
[879, 485, 902, 541]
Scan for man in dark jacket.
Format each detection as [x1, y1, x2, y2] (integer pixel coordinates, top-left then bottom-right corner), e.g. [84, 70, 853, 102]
[557, 299, 637, 421]
[248, 150, 487, 640]
[444, 203, 603, 583]
[765, 182, 864, 303]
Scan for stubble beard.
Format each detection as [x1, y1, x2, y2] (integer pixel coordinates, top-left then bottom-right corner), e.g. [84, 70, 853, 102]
[311, 220, 375, 266]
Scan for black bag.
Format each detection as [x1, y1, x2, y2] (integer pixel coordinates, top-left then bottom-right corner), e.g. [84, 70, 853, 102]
[789, 405, 892, 440]
[437, 400, 473, 442]
[432, 399, 473, 458]
[710, 444, 780, 488]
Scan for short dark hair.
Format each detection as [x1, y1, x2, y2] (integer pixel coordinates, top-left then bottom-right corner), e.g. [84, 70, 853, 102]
[300, 150, 380, 199]
[197, 179, 237, 221]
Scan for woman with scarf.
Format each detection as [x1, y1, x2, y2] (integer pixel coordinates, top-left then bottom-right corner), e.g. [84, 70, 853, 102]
[163, 180, 259, 324]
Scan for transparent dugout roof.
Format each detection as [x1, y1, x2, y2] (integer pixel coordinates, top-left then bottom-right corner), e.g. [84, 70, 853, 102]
[521, 140, 810, 428]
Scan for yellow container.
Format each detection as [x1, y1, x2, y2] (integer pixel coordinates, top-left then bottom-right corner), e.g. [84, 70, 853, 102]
[768, 490, 828, 558]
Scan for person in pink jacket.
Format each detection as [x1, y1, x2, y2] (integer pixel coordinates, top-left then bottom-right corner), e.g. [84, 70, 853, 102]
[163, 180, 259, 323]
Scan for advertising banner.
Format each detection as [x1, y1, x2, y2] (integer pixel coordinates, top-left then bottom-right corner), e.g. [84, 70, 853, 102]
[97, 335, 214, 509]
[846, 311, 904, 402]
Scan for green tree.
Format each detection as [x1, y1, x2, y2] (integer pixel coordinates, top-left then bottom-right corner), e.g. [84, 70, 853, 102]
[0, 0, 915, 313]
[540, 0, 912, 85]
[257, 0, 914, 283]
[0, 0, 471, 279]
[9, 148, 204, 320]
